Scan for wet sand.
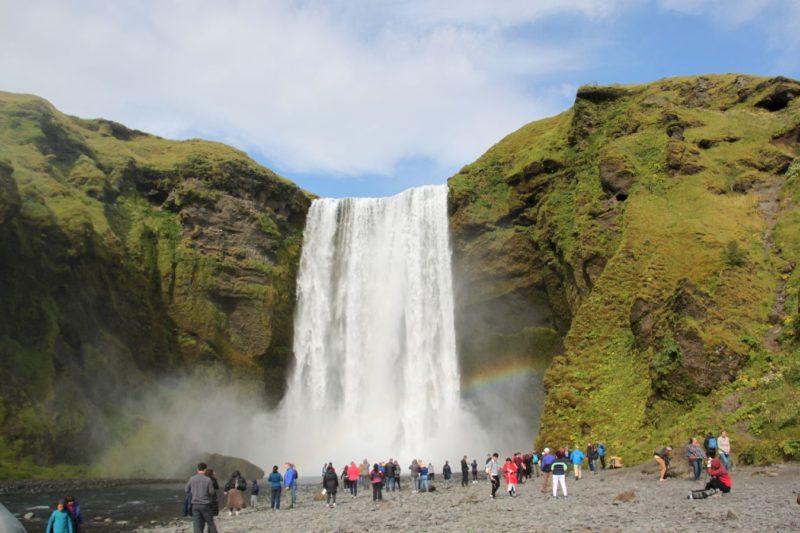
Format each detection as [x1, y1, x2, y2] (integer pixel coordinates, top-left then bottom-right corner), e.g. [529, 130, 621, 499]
[140, 463, 800, 532]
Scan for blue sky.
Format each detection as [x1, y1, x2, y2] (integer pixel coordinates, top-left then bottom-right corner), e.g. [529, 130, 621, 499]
[1, 0, 798, 198]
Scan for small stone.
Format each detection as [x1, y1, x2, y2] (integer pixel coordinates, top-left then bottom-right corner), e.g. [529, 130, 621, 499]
[116, 521, 128, 526]
[726, 510, 737, 520]
[23, 512, 34, 520]
[614, 490, 635, 503]
[104, 518, 112, 523]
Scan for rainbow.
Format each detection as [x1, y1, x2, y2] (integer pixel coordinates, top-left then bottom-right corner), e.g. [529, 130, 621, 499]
[461, 359, 544, 396]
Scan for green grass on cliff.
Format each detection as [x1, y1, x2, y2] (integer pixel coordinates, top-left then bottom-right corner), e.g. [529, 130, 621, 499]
[449, 74, 800, 465]
[0, 91, 311, 476]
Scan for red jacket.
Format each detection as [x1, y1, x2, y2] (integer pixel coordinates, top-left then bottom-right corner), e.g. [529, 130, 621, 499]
[503, 462, 518, 484]
[347, 464, 360, 481]
[707, 458, 731, 488]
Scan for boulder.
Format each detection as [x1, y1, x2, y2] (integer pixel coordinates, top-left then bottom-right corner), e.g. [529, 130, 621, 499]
[598, 156, 636, 198]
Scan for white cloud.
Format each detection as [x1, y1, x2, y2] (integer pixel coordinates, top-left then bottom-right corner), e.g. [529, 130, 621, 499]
[0, 0, 795, 187]
[0, 0, 615, 181]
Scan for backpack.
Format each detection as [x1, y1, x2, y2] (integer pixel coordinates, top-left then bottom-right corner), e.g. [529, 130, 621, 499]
[236, 477, 247, 491]
[707, 437, 717, 449]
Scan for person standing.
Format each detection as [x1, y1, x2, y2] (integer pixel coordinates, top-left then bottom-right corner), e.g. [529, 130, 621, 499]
[419, 462, 429, 492]
[717, 431, 731, 470]
[284, 463, 298, 508]
[384, 459, 396, 492]
[46, 501, 74, 533]
[586, 443, 597, 474]
[323, 465, 339, 508]
[186, 462, 218, 533]
[686, 438, 706, 482]
[359, 459, 369, 488]
[370, 463, 384, 501]
[531, 450, 540, 478]
[347, 461, 360, 496]
[64, 495, 82, 533]
[503, 457, 518, 497]
[487, 453, 500, 500]
[654, 446, 672, 481]
[540, 448, 554, 493]
[442, 460, 452, 484]
[268, 466, 283, 510]
[551, 452, 569, 498]
[223, 470, 246, 516]
[393, 460, 402, 491]
[513, 453, 525, 484]
[409, 459, 420, 492]
[428, 462, 435, 482]
[597, 443, 606, 469]
[471, 458, 479, 483]
[250, 479, 260, 509]
[703, 432, 718, 458]
[460, 456, 469, 487]
[204, 468, 220, 517]
[569, 446, 584, 480]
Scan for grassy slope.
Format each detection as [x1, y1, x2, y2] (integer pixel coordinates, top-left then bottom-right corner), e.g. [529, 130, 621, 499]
[449, 74, 800, 464]
[0, 92, 311, 477]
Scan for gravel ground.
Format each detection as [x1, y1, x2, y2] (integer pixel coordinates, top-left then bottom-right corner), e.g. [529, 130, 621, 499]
[138, 463, 800, 532]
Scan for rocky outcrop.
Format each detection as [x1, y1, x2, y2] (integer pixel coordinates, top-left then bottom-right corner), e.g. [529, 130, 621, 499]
[0, 92, 310, 473]
[449, 74, 800, 465]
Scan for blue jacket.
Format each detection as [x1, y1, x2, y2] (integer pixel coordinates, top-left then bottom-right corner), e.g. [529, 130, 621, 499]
[284, 467, 297, 487]
[598, 444, 605, 457]
[569, 449, 585, 465]
[541, 454, 556, 472]
[268, 472, 282, 489]
[46, 510, 74, 533]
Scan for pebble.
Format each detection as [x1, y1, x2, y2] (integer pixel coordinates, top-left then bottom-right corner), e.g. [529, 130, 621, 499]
[23, 512, 34, 520]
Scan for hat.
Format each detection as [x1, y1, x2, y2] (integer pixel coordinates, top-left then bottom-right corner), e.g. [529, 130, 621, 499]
[543, 447, 550, 453]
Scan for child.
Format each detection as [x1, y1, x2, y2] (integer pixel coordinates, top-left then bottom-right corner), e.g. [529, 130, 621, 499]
[46, 501, 74, 533]
[503, 457, 518, 497]
[250, 479, 260, 509]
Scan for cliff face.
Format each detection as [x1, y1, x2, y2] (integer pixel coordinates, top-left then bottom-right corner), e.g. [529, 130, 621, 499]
[0, 92, 311, 475]
[449, 74, 800, 464]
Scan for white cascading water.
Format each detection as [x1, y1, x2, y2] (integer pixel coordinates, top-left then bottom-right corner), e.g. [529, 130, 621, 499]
[279, 185, 487, 469]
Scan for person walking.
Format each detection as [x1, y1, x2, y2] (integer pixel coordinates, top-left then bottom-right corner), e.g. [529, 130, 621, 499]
[598, 443, 606, 469]
[428, 462, 435, 482]
[487, 453, 500, 500]
[471, 458, 479, 483]
[654, 446, 672, 481]
[460, 456, 469, 487]
[551, 451, 569, 498]
[249, 479, 260, 509]
[284, 463, 298, 508]
[540, 448, 554, 493]
[347, 461, 360, 496]
[443, 460, 452, 484]
[686, 438, 706, 482]
[268, 466, 283, 510]
[46, 501, 74, 533]
[323, 465, 339, 508]
[569, 446, 584, 480]
[717, 431, 731, 470]
[393, 460, 402, 491]
[185, 462, 218, 533]
[503, 457, 518, 497]
[586, 443, 598, 474]
[370, 463, 384, 501]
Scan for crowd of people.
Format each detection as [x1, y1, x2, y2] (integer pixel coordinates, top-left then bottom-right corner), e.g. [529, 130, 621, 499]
[653, 428, 734, 499]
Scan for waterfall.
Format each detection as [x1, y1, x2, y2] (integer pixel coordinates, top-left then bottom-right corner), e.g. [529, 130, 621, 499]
[280, 185, 485, 468]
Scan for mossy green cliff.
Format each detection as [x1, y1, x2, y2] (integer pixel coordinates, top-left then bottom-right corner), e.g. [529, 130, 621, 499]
[0, 92, 311, 476]
[449, 74, 800, 465]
